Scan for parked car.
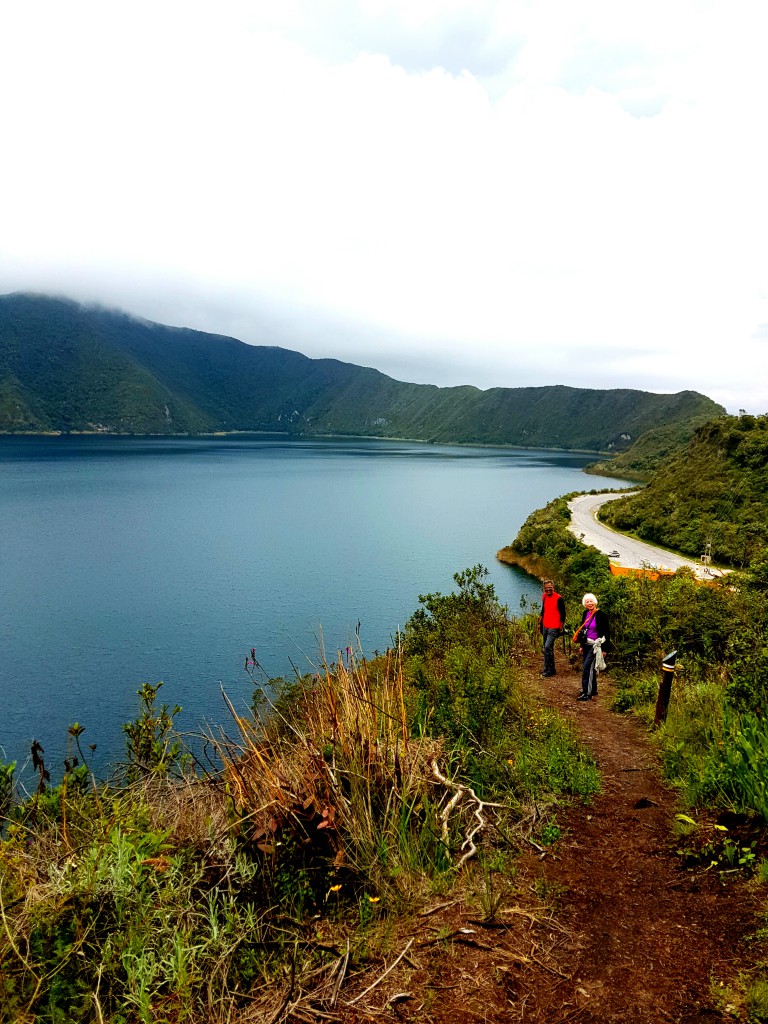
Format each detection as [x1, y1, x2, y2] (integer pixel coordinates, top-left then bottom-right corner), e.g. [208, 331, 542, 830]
[609, 550, 620, 557]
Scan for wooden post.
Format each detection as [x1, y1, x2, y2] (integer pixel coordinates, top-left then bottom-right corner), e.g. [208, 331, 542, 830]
[654, 650, 678, 728]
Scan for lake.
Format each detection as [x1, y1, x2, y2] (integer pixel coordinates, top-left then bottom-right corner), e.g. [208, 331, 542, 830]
[0, 435, 628, 777]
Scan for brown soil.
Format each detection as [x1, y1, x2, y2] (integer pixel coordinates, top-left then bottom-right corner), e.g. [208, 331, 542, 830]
[506, 664, 763, 1023]
[325, 660, 766, 1024]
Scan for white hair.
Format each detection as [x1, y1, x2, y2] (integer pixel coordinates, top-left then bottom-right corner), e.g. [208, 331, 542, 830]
[582, 593, 598, 607]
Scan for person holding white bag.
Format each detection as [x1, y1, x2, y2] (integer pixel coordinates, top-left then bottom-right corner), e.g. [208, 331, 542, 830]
[572, 593, 610, 701]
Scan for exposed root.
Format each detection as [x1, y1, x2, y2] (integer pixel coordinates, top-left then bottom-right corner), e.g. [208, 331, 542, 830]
[346, 937, 415, 1007]
[430, 759, 505, 868]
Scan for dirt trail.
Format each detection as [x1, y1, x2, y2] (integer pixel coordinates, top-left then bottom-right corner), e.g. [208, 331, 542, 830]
[338, 660, 762, 1023]
[513, 660, 761, 1023]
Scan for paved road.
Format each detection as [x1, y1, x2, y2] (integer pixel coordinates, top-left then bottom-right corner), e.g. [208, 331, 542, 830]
[568, 492, 728, 580]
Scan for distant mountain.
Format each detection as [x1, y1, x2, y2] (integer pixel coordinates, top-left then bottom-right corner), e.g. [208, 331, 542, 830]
[0, 293, 725, 452]
[600, 414, 768, 567]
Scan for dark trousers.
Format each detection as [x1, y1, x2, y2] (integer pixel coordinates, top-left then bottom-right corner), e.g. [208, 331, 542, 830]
[542, 628, 561, 675]
[581, 646, 598, 696]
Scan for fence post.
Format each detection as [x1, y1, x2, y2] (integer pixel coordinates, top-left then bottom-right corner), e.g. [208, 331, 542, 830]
[654, 650, 678, 728]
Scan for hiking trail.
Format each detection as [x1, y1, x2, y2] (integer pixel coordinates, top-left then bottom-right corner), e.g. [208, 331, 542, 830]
[338, 659, 762, 1023]
[511, 660, 760, 1023]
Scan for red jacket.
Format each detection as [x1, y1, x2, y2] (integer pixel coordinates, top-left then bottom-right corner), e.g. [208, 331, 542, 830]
[540, 592, 565, 630]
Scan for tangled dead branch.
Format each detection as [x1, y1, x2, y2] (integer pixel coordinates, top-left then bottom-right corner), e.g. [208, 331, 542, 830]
[430, 759, 506, 868]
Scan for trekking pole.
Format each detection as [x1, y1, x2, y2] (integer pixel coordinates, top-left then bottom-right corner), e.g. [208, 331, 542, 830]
[653, 650, 678, 727]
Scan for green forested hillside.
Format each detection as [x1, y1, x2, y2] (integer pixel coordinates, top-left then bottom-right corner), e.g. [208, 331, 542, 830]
[0, 296, 215, 434]
[600, 414, 768, 566]
[0, 292, 724, 450]
[583, 416, 718, 481]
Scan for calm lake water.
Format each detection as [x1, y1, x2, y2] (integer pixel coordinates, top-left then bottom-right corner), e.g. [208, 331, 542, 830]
[0, 435, 627, 777]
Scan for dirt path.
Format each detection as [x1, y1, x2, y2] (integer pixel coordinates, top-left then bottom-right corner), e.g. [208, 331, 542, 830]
[512, 659, 761, 1023]
[337, 659, 762, 1023]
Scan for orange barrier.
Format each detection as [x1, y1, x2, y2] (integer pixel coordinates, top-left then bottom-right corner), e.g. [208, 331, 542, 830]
[609, 563, 676, 580]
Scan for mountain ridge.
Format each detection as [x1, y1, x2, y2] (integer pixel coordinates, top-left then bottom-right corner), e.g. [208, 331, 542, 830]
[0, 292, 725, 453]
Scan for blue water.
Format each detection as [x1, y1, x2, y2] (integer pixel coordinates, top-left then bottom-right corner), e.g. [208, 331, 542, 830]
[0, 435, 627, 776]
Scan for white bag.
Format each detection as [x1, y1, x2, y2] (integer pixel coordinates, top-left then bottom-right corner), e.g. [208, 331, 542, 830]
[593, 637, 607, 671]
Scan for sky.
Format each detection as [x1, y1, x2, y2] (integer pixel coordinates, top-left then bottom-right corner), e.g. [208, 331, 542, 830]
[1, 0, 767, 413]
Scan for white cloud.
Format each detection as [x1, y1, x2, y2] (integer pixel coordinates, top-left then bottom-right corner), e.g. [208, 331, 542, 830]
[1, 0, 767, 412]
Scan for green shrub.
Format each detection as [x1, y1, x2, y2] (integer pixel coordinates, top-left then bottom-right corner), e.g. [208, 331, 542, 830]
[506, 708, 600, 802]
[122, 681, 186, 779]
[747, 977, 768, 1022]
[404, 564, 511, 661]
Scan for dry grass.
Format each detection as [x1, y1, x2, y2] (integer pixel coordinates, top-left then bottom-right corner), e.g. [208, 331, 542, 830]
[215, 648, 501, 904]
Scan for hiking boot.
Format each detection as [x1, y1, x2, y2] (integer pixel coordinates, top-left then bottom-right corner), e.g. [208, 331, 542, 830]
[576, 694, 591, 701]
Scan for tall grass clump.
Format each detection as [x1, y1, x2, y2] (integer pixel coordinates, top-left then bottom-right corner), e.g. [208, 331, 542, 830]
[219, 647, 453, 910]
[215, 567, 599, 914]
[666, 702, 768, 822]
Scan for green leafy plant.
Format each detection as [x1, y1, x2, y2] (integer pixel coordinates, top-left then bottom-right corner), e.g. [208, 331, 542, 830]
[472, 854, 516, 924]
[539, 818, 562, 846]
[122, 682, 186, 779]
[746, 977, 768, 1023]
[0, 759, 15, 824]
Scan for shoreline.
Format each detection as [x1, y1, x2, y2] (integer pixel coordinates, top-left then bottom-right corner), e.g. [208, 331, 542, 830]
[0, 429, 619, 458]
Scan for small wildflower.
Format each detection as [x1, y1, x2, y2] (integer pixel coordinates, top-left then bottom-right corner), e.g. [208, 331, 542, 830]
[325, 883, 342, 901]
[367, 895, 380, 903]
[507, 758, 514, 765]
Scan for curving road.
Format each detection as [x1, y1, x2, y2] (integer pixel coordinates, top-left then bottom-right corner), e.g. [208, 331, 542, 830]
[568, 492, 728, 580]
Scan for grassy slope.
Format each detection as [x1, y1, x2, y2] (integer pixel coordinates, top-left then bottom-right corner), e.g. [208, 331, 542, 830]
[0, 572, 601, 1022]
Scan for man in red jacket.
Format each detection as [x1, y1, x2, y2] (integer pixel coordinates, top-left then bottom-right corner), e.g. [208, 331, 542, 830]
[539, 579, 566, 678]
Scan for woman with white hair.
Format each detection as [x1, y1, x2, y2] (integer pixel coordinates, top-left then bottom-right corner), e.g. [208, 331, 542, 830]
[572, 593, 610, 701]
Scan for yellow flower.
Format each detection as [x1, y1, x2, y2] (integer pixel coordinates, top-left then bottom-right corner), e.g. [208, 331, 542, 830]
[329, 884, 342, 893]
[367, 895, 380, 903]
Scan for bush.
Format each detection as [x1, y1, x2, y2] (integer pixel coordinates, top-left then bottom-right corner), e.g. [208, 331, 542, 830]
[404, 564, 511, 661]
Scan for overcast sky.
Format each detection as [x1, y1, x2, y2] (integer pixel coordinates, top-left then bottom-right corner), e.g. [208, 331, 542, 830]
[2, 1, 766, 413]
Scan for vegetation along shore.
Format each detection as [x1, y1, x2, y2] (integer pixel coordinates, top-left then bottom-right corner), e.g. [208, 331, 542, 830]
[2, 410, 768, 1022]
